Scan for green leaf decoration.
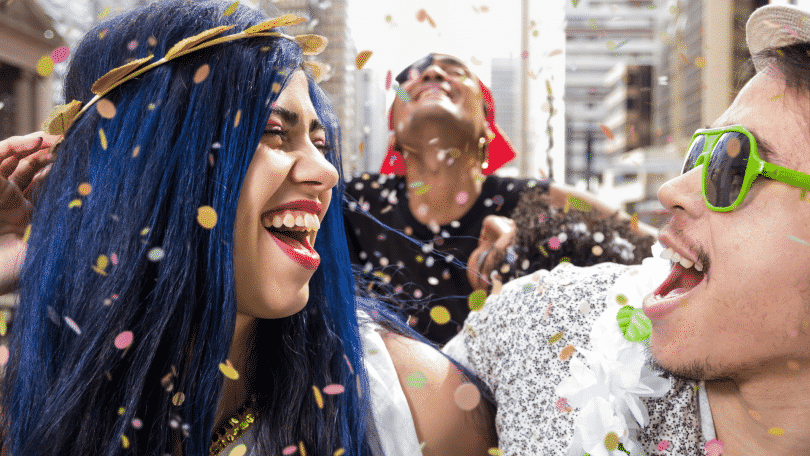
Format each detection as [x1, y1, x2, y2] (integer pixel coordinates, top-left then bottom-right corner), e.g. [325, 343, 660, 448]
[91, 55, 154, 95]
[164, 24, 236, 60]
[616, 305, 652, 342]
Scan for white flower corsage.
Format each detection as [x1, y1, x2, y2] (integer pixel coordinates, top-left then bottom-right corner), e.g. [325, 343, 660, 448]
[556, 246, 672, 456]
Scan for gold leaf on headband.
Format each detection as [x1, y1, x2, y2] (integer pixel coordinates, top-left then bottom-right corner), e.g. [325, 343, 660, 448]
[295, 34, 328, 56]
[43, 100, 83, 136]
[91, 55, 155, 95]
[245, 14, 307, 34]
[164, 24, 236, 60]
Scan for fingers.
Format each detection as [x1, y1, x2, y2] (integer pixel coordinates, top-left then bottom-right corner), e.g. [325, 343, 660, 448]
[0, 132, 59, 162]
[10, 149, 52, 194]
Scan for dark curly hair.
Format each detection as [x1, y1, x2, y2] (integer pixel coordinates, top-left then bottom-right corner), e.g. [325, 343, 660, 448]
[497, 186, 656, 283]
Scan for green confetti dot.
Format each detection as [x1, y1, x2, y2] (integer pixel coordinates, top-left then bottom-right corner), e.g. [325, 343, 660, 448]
[616, 294, 628, 305]
[468, 290, 487, 311]
[406, 371, 427, 389]
[548, 331, 564, 344]
[147, 247, 165, 262]
[430, 305, 450, 324]
[522, 284, 535, 293]
[616, 305, 652, 342]
[223, 1, 239, 16]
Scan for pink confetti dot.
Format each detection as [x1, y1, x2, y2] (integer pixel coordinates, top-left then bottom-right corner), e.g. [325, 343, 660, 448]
[455, 191, 469, 205]
[657, 440, 670, 451]
[323, 384, 345, 395]
[127, 40, 138, 51]
[0, 345, 8, 366]
[385, 70, 392, 90]
[64, 316, 82, 335]
[548, 237, 561, 250]
[554, 398, 568, 412]
[51, 46, 70, 63]
[282, 446, 297, 455]
[537, 213, 548, 223]
[705, 439, 724, 456]
[111, 253, 118, 265]
[114, 331, 134, 349]
[131, 418, 143, 429]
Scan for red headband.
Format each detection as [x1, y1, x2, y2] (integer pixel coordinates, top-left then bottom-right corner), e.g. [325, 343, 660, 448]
[380, 78, 517, 175]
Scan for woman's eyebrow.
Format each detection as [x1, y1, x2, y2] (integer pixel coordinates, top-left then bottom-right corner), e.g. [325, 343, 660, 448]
[271, 107, 325, 133]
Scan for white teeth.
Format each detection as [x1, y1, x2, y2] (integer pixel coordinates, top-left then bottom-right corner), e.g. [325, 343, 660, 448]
[273, 215, 283, 228]
[694, 262, 703, 272]
[678, 258, 694, 269]
[660, 248, 672, 260]
[661, 247, 704, 273]
[671, 252, 681, 263]
[264, 211, 320, 232]
[295, 215, 304, 227]
[283, 213, 295, 228]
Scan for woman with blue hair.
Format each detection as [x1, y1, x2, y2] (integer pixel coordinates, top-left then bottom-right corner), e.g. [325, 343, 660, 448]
[0, 1, 494, 455]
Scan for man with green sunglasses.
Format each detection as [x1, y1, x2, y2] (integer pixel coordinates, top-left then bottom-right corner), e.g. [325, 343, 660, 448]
[444, 4, 810, 455]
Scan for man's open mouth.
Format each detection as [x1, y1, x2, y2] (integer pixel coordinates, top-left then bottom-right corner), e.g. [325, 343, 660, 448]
[644, 247, 707, 316]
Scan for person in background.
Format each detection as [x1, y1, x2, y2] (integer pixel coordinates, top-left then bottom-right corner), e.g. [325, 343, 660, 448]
[344, 53, 646, 344]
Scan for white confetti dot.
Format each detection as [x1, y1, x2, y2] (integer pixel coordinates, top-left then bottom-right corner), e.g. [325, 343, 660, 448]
[427, 277, 439, 285]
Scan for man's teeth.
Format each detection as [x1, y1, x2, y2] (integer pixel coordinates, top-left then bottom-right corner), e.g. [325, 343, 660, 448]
[263, 212, 320, 231]
[659, 247, 702, 272]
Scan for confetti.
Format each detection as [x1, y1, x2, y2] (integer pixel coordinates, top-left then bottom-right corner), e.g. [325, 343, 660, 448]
[132, 146, 141, 158]
[223, 1, 239, 16]
[323, 384, 345, 395]
[748, 409, 761, 420]
[771, 93, 785, 101]
[453, 383, 481, 411]
[604, 431, 619, 450]
[313, 385, 324, 408]
[193, 64, 211, 83]
[121, 435, 129, 449]
[385, 70, 392, 90]
[488, 449, 504, 456]
[229, 443, 247, 456]
[141, 227, 151, 236]
[197, 206, 218, 229]
[559, 344, 576, 360]
[592, 245, 603, 256]
[617, 305, 652, 342]
[455, 191, 469, 205]
[571, 0, 580, 6]
[219, 361, 239, 380]
[548, 331, 564, 344]
[0, 345, 8, 365]
[272, 82, 282, 93]
[694, 56, 707, 68]
[127, 40, 138, 51]
[64, 316, 82, 335]
[549, 49, 563, 57]
[548, 237, 561, 250]
[97, 5, 110, 19]
[657, 440, 670, 451]
[416, 9, 436, 27]
[600, 124, 614, 141]
[99, 128, 108, 150]
[114, 331, 133, 349]
[118, 407, 126, 415]
[726, 136, 741, 158]
[148, 36, 157, 46]
[172, 392, 185, 406]
[630, 213, 639, 231]
[131, 418, 143, 429]
[97, 99, 116, 119]
[333, 449, 345, 456]
[566, 195, 591, 212]
[44, 30, 54, 39]
[147, 247, 165, 262]
[769, 427, 785, 436]
[50, 46, 70, 64]
[282, 446, 297, 455]
[430, 305, 450, 324]
[234, 109, 242, 127]
[704, 439, 724, 456]
[616, 294, 628, 305]
[468, 290, 487, 311]
[788, 235, 810, 246]
[406, 371, 427, 389]
[36, 56, 54, 77]
[355, 51, 372, 70]
[98, 29, 108, 39]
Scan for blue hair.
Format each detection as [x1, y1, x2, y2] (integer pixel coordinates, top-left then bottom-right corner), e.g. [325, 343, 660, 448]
[2, 1, 373, 455]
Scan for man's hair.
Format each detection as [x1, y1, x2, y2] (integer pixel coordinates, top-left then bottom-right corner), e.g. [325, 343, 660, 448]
[3, 1, 375, 455]
[497, 186, 655, 283]
[756, 42, 810, 94]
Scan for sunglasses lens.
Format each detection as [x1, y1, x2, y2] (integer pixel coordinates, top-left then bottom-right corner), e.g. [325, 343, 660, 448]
[682, 135, 706, 174]
[705, 132, 750, 208]
[394, 55, 434, 84]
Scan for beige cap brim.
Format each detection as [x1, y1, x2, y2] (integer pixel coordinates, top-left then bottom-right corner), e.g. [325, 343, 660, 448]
[747, 4, 810, 72]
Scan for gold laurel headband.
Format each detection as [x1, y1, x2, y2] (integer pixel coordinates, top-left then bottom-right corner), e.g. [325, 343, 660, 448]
[44, 14, 328, 136]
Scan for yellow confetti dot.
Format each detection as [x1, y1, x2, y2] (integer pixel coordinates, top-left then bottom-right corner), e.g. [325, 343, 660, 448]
[22, 225, 31, 243]
[229, 444, 247, 456]
[78, 182, 92, 196]
[272, 82, 282, 93]
[172, 392, 185, 406]
[604, 431, 619, 450]
[93, 255, 109, 275]
[430, 305, 451, 324]
[694, 56, 707, 68]
[193, 64, 211, 84]
[97, 5, 110, 19]
[223, 1, 239, 16]
[121, 435, 129, 449]
[468, 290, 487, 311]
[234, 109, 242, 127]
[148, 36, 157, 46]
[560, 344, 576, 360]
[97, 99, 117, 119]
[118, 407, 126, 415]
[141, 227, 151, 236]
[68, 199, 82, 208]
[197, 206, 218, 229]
[0, 311, 7, 337]
[630, 213, 639, 231]
[299, 442, 306, 456]
[219, 361, 239, 380]
[36, 56, 54, 77]
[616, 294, 628, 305]
[355, 50, 373, 70]
[148, 102, 156, 110]
[333, 449, 345, 456]
[488, 448, 504, 456]
[99, 128, 108, 150]
[769, 427, 785, 436]
[313, 385, 324, 409]
[592, 245, 603, 256]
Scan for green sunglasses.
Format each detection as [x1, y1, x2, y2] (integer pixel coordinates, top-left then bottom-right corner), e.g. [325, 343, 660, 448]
[682, 125, 810, 211]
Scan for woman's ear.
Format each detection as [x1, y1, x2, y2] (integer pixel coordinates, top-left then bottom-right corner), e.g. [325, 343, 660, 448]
[388, 132, 400, 152]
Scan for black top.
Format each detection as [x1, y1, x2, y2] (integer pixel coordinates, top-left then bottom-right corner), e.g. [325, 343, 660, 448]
[343, 173, 548, 344]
